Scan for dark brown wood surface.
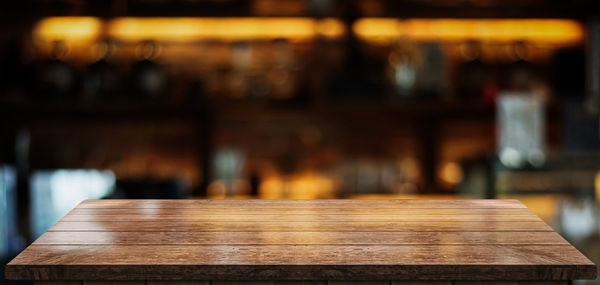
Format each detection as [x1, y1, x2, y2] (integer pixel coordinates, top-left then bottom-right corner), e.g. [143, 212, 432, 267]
[73, 199, 529, 208]
[34, 281, 570, 285]
[34, 282, 570, 285]
[5, 199, 597, 281]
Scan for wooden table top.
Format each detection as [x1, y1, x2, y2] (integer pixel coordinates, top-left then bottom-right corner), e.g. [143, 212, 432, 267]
[5, 199, 597, 281]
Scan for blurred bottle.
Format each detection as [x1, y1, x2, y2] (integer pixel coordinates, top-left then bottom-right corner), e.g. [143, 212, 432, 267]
[388, 40, 445, 100]
[34, 41, 77, 99]
[130, 41, 166, 99]
[505, 42, 549, 100]
[388, 39, 420, 98]
[329, 3, 384, 100]
[228, 41, 253, 99]
[187, 76, 208, 104]
[267, 38, 296, 100]
[457, 40, 494, 102]
[497, 92, 545, 168]
[211, 148, 248, 197]
[420, 43, 445, 99]
[249, 170, 261, 197]
[497, 44, 549, 169]
[83, 40, 119, 102]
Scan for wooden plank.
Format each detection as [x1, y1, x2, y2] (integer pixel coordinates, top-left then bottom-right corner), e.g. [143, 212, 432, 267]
[48, 221, 553, 232]
[33, 231, 570, 245]
[211, 282, 274, 285]
[36, 282, 82, 285]
[148, 282, 209, 285]
[7, 199, 596, 282]
[9, 262, 595, 281]
[212, 282, 325, 285]
[76, 199, 527, 209]
[9, 244, 596, 280]
[30, 281, 570, 285]
[83, 280, 146, 285]
[7, 245, 594, 266]
[60, 214, 542, 222]
[391, 280, 453, 285]
[35, 280, 569, 285]
[67, 208, 535, 216]
[454, 280, 569, 285]
[275, 282, 326, 285]
[329, 281, 389, 285]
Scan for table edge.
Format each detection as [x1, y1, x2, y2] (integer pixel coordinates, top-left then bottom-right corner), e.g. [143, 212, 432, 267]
[5, 264, 598, 281]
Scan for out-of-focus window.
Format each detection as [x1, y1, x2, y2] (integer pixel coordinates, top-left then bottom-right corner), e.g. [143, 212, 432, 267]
[30, 169, 115, 239]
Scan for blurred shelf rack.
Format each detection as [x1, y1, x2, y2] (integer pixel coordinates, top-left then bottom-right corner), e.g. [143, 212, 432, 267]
[0, 100, 209, 122]
[0, 97, 565, 124]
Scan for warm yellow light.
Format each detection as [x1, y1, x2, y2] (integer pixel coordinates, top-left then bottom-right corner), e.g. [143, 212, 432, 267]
[595, 171, 600, 205]
[349, 194, 460, 199]
[353, 18, 399, 41]
[316, 18, 347, 38]
[499, 194, 559, 222]
[108, 17, 345, 42]
[260, 177, 285, 199]
[439, 162, 464, 185]
[33, 17, 103, 42]
[288, 174, 336, 199]
[207, 179, 227, 198]
[354, 18, 584, 44]
[32, 17, 582, 44]
[259, 173, 336, 199]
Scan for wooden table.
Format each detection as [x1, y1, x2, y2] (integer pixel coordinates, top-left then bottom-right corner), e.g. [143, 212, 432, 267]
[5, 199, 597, 285]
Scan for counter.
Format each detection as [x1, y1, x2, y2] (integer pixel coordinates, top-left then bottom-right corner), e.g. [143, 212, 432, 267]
[5, 199, 597, 285]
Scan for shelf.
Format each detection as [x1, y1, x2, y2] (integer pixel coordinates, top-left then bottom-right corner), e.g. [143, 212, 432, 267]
[0, 97, 566, 125]
[0, 99, 208, 122]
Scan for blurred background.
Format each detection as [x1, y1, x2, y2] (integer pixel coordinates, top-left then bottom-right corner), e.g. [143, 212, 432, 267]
[1, 0, 600, 284]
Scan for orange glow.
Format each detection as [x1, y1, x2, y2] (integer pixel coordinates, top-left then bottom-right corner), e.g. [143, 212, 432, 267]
[595, 171, 600, 205]
[34, 17, 581, 44]
[33, 17, 103, 42]
[353, 18, 584, 44]
[316, 18, 346, 38]
[499, 194, 560, 222]
[34, 17, 345, 43]
[348, 194, 461, 199]
[439, 162, 464, 185]
[108, 17, 345, 42]
[259, 173, 337, 199]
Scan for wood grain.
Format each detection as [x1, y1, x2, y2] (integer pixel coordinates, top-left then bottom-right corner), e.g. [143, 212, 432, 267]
[60, 214, 542, 222]
[49, 220, 553, 232]
[6, 199, 597, 281]
[329, 281, 389, 285]
[148, 282, 209, 285]
[33, 231, 569, 245]
[84, 282, 145, 285]
[67, 208, 535, 216]
[390, 280, 452, 285]
[212, 281, 325, 285]
[9, 245, 594, 266]
[332, 282, 453, 285]
[454, 281, 569, 285]
[36, 282, 82, 285]
[76, 199, 527, 209]
[33, 281, 567, 285]
[11, 263, 595, 281]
